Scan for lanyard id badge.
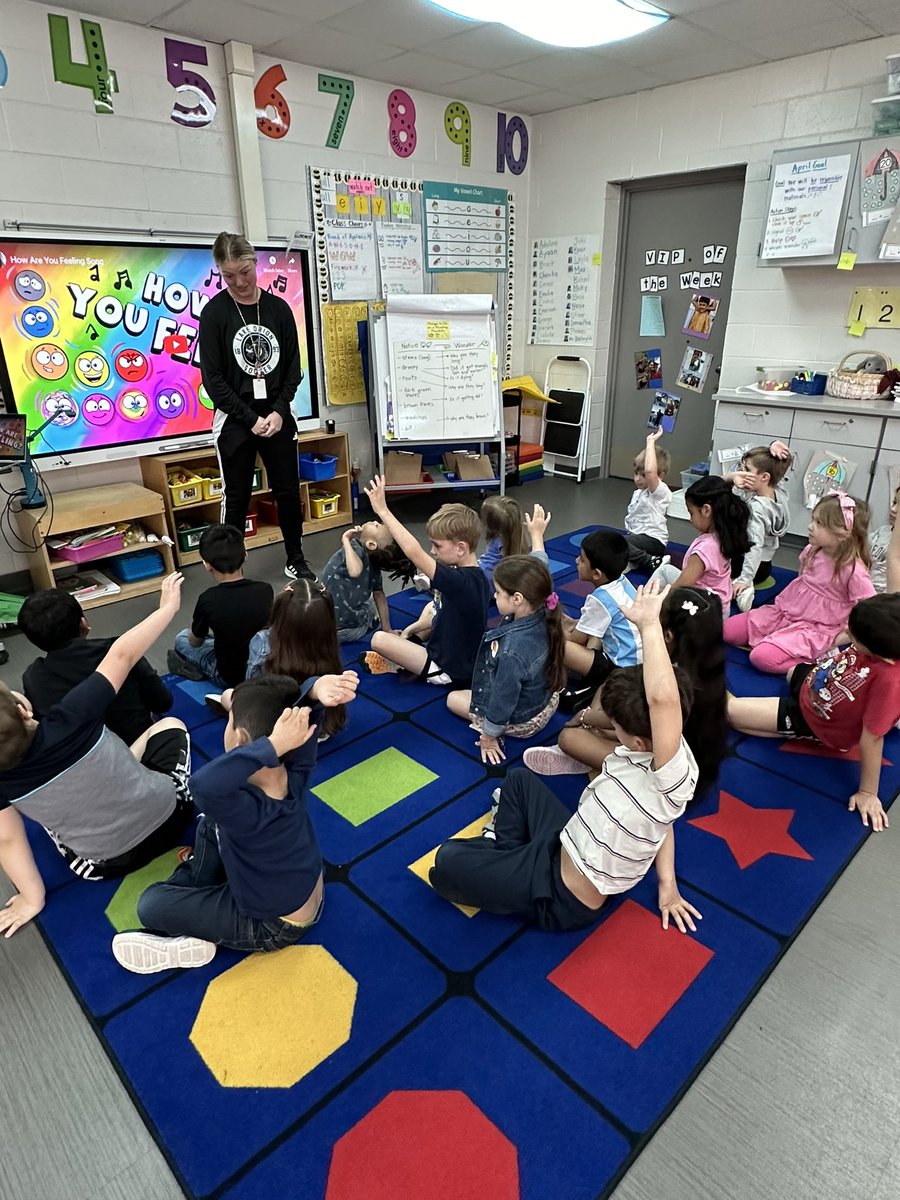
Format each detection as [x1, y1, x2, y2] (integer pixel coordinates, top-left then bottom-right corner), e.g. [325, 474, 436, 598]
[253, 376, 267, 399]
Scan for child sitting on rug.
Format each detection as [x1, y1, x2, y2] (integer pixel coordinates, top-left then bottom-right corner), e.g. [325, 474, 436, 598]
[728, 441, 792, 613]
[478, 494, 527, 584]
[624, 428, 671, 572]
[361, 477, 491, 688]
[112, 670, 358, 973]
[429, 581, 701, 933]
[447, 554, 566, 765]
[727, 593, 900, 832]
[0, 574, 192, 937]
[868, 483, 899, 593]
[560, 530, 641, 712]
[723, 492, 874, 674]
[18, 587, 172, 745]
[321, 520, 415, 642]
[168, 524, 273, 688]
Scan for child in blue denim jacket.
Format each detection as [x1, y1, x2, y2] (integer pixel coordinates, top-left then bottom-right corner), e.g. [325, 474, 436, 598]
[447, 555, 566, 764]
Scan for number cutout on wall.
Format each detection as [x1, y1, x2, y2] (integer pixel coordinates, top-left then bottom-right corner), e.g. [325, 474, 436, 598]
[47, 15, 117, 114]
[255, 65, 290, 139]
[444, 101, 471, 167]
[496, 112, 529, 175]
[318, 74, 354, 148]
[164, 38, 217, 128]
[388, 88, 417, 158]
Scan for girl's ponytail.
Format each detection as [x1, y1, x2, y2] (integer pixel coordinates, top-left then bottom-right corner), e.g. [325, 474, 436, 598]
[492, 555, 566, 692]
[685, 474, 751, 563]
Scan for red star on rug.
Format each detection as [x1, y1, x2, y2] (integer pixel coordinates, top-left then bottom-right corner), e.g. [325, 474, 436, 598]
[688, 791, 813, 869]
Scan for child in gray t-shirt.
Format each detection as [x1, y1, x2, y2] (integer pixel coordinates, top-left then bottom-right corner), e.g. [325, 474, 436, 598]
[321, 522, 414, 642]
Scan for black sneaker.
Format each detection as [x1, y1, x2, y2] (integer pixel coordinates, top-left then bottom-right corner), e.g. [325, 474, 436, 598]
[285, 555, 320, 585]
[558, 684, 596, 715]
[166, 648, 206, 682]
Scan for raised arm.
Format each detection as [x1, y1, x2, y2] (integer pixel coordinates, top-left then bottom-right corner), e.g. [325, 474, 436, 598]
[341, 528, 366, 579]
[622, 581, 682, 768]
[364, 475, 436, 579]
[644, 429, 663, 491]
[525, 503, 551, 556]
[0, 807, 46, 938]
[97, 573, 183, 695]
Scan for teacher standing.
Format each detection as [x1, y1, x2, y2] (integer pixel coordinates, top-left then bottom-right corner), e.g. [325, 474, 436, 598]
[199, 231, 317, 584]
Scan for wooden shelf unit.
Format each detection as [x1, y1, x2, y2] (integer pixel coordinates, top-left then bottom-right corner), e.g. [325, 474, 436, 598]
[140, 430, 352, 567]
[15, 482, 175, 610]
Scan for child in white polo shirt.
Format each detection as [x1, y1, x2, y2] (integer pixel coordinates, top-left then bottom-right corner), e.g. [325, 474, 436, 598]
[624, 429, 671, 571]
[429, 581, 702, 934]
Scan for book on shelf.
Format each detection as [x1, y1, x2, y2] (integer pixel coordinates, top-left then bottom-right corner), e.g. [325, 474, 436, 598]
[56, 569, 121, 600]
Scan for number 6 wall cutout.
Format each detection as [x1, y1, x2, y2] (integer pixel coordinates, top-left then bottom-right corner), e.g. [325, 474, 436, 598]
[256, 64, 290, 139]
[164, 37, 216, 128]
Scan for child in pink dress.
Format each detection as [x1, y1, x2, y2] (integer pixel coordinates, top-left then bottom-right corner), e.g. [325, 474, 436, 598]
[653, 475, 750, 618]
[724, 491, 874, 674]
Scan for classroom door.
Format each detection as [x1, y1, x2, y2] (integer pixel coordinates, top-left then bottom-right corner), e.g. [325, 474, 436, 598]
[607, 169, 746, 482]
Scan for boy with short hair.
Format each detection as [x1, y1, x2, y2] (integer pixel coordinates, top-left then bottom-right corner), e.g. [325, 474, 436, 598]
[19, 588, 172, 745]
[429, 582, 701, 933]
[361, 477, 491, 687]
[729, 442, 792, 613]
[624, 428, 671, 571]
[728, 593, 900, 832]
[168, 523, 273, 687]
[0, 574, 191, 938]
[112, 669, 358, 972]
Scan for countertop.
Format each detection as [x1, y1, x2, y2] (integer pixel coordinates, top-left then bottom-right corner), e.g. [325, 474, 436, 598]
[715, 388, 900, 420]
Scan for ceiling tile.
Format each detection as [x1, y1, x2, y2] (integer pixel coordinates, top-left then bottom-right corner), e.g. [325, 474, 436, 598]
[497, 49, 633, 89]
[253, 0, 367, 17]
[562, 68, 670, 102]
[321, 0, 478, 48]
[860, 3, 900, 34]
[260, 22, 405, 70]
[446, 73, 549, 105]
[152, 0, 301, 46]
[54, 0, 179, 23]
[747, 17, 885, 59]
[599, 20, 742, 67]
[428, 23, 548, 70]
[699, 0, 855, 39]
[650, 43, 767, 84]
[509, 88, 589, 114]
[357, 50, 477, 87]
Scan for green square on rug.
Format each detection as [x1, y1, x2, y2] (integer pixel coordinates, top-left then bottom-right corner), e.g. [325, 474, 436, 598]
[104, 849, 180, 932]
[312, 747, 438, 826]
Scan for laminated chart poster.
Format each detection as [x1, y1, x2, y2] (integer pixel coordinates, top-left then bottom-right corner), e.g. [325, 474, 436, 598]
[376, 223, 424, 295]
[528, 234, 601, 346]
[324, 218, 378, 300]
[423, 181, 508, 272]
[761, 154, 851, 259]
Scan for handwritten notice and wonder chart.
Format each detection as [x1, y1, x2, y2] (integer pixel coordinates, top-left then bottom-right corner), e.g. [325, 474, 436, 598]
[761, 154, 851, 259]
[376, 222, 424, 294]
[528, 234, 600, 346]
[423, 180, 508, 272]
[323, 218, 378, 299]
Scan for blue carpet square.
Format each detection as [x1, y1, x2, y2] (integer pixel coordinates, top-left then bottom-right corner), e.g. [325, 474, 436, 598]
[225, 999, 629, 1200]
[477, 874, 780, 1133]
[677, 758, 868, 935]
[309, 723, 484, 863]
[734, 725, 900, 804]
[355, 665, 452, 712]
[102, 886, 444, 1197]
[26, 818, 77, 895]
[408, 694, 568, 764]
[726, 655, 790, 698]
[162, 675, 222, 729]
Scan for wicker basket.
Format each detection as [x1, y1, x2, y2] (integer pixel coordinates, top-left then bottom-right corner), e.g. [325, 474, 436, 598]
[826, 351, 893, 400]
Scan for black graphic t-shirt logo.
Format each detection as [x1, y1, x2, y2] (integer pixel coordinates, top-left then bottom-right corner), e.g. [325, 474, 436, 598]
[232, 323, 280, 376]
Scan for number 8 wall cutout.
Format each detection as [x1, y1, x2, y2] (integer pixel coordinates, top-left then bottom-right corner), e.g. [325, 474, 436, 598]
[24, 15, 528, 174]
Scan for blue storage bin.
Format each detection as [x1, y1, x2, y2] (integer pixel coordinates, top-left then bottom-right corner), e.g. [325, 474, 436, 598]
[107, 549, 165, 583]
[790, 373, 827, 396]
[299, 453, 337, 481]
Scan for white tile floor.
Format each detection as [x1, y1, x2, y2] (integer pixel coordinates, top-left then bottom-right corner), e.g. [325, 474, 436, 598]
[0, 476, 897, 1200]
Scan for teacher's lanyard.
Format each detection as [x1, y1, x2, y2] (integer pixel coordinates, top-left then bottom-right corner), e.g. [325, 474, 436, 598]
[231, 295, 265, 377]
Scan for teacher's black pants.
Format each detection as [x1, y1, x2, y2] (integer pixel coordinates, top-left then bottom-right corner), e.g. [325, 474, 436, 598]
[215, 416, 303, 563]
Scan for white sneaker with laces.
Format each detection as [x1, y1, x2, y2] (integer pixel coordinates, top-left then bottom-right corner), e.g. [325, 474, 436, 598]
[735, 585, 754, 613]
[112, 932, 216, 975]
[523, 746, 589, 776]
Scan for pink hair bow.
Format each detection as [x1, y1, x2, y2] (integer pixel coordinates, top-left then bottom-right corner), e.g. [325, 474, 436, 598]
[546, 592, 559, 611]
[827, 489, 856, 530]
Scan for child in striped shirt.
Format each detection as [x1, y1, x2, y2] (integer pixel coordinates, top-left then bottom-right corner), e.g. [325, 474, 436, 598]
[429, 582, 702, 934]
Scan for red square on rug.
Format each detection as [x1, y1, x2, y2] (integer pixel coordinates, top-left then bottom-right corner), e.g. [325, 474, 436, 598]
[548, 900, 714, 1049]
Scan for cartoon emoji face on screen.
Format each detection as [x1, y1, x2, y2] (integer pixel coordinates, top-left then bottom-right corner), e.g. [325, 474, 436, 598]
[74, 351, 110, 387]
[31, 342, 69, 381]
[14, 271, 46, 301]
[154, 387, 186, 420]
[41, 391, 78, 426]
[115, 348, 149, 383]
[82, 394, 115, 427]
[20, 305, 55, 339]
[118, 389, 150, 421]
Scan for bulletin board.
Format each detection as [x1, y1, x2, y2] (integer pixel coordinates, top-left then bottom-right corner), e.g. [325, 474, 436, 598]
[308, 167, 515, 405]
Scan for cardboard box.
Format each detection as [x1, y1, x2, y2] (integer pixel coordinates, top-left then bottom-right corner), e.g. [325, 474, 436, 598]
[385, 450, 423, 485]
[442, 450, 495, 480]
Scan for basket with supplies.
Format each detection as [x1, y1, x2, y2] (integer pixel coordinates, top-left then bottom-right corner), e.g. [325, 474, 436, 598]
[790, 371, 827, 396]
[826, 351, 894, 400]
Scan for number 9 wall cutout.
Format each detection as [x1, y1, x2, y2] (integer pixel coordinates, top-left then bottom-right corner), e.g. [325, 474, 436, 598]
[24, 15, 529, 174]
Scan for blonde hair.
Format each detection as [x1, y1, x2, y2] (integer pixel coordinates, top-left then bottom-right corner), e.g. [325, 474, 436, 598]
[807, 493, 871, 578]
[426, 503, 480, 551]
[481, 495, 526, 557]
[634, 447, 670, 475]
[212, 232, 257, 266]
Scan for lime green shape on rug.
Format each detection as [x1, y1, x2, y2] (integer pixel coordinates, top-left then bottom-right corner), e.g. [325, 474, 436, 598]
[104, 849, 180, 932]
[312, 747, 438, 826]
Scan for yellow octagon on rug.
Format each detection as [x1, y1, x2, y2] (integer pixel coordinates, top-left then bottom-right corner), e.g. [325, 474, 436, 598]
[190, 945, 357, 1088]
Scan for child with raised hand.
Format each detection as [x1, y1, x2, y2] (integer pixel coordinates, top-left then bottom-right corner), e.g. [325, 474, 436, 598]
[246, 581, 346, 740]
[728, 593, 900, 832]
[868, 483, 899, 593]
[624, 428, 672, 571]
[429, 581, 702, 934]
[447, 555, 566, 765]
[724, 492, 874, 674]
[362, 476, 491, 687]
[526, 587, 727, 800]
[112, 669, 359, 973]
[652, 475, 751, 618]
[729, 441, 792, 613]
[322, 519, 415, 641]
[478, 495, 527, 583]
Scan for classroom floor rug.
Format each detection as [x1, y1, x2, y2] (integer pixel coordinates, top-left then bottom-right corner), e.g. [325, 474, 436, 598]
[27, 527, 898, 1200]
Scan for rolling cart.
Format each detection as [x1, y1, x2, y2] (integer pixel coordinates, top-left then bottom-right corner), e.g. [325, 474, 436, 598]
[542, 355, 591, 483]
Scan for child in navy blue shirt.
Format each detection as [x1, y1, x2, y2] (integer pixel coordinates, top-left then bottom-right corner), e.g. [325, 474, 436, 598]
[112, 669, 358, 973]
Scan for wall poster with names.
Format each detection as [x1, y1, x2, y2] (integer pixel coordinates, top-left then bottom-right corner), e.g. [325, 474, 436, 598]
[528, 234, 600, 347]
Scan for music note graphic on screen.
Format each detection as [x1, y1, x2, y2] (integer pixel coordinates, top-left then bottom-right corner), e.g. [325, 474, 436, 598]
[114, 269, 131, 290]
[87, 324, 99, 341]
[89, 264, 100, 282]
[204, 269, 222, 289]
[274, 274, 287, 292]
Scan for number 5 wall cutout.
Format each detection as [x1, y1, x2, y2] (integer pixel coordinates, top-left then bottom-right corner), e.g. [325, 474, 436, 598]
[164, 38, 216, 127]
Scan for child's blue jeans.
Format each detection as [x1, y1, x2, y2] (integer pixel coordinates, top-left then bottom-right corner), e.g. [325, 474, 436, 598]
[136, 816, 322, 952]
[174, 629, 226, 687]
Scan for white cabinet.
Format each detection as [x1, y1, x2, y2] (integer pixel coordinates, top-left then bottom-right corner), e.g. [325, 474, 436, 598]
[782, 439, 876, 536]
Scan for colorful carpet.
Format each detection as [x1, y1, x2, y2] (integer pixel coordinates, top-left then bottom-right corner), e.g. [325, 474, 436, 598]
[27, 528, 897, 1200]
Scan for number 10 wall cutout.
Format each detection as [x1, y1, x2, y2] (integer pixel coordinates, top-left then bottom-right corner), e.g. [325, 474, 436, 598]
[19, 15, 528, 174]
